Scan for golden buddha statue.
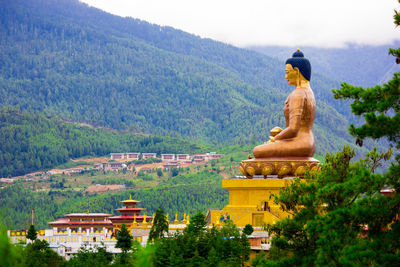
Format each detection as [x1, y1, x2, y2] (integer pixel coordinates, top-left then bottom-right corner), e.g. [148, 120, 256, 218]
[253, 49, 315, 158]
[240, 49, 319, 178]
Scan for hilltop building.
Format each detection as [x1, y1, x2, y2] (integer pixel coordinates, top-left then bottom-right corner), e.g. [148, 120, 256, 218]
[161, 154, 175, 161]
[126, 153, 140, 160]
[110, 153, 124, 160]
[142, 153, 157, 159]
[176, 154, 190, 161]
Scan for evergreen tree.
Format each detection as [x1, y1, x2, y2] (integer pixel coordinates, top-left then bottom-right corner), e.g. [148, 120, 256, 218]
[27, 225, 37, 241]
[148, 207, 169, 243]
[186, 211, 207, 236]
[115, 224, 132, 253]
[264, 146, 398, 266]
[23, 239, 64, 267]
[65, 245, 113, 267]
[242, 224, 254, 236]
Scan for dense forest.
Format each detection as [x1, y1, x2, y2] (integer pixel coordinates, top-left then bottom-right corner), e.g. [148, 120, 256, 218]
[0, 0, 366, 152]
[0, 108, 207, 177]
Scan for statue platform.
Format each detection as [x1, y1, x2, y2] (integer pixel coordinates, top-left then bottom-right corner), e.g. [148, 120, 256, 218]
[240, 157, 320, 178]
[206, 178, 296, 227]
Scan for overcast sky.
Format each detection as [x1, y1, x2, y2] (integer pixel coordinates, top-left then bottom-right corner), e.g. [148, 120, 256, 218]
[80, 0, 400, 48]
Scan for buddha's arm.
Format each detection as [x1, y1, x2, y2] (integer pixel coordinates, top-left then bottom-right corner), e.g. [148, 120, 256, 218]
[274, 91, 304, 141]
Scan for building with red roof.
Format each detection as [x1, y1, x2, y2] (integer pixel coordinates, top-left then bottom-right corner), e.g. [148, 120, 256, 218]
[108, 195, 152, 228]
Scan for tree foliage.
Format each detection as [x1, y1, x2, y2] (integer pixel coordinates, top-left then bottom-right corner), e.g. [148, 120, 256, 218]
[26, 225, 37, 241]
[264, 146, 399, 266]
[150, 217, 250, 267]
[148, 207, 169, 242]
[115, 224, 132, 253]
[65, 245, 113, 267]
[23, 239, 63, 267]
[185, 210, 207, 236]
[243, 224, 254, 236]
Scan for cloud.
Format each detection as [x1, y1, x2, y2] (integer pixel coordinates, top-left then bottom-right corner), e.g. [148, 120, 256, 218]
[80, 0, 400, 48]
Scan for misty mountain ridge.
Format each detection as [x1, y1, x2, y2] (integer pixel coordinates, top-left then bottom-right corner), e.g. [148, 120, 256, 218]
[247, 43, 400, 87]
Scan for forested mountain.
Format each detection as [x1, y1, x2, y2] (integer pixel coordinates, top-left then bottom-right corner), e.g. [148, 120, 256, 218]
[247, 44, 399, 87]
[0, 108, 207, 177]
[0, 0, 374, 153]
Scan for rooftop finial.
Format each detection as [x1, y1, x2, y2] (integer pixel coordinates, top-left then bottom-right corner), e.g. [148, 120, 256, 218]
[297, 48, 300, 51]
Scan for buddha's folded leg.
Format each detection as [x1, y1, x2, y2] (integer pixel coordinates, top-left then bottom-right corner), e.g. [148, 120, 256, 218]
[253, 140, 313, 158]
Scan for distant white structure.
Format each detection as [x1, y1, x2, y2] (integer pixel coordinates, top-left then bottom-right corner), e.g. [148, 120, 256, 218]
[192, 155, 206, 163]
[176, 154, 190, 161]
[161, 154, 175, 161]
[207, 152, 223, 159]
[126, 153, 140, 160]
[142, 153, 157, 159]
[163, 161, 180, 169]
[110, 153, 124, 160]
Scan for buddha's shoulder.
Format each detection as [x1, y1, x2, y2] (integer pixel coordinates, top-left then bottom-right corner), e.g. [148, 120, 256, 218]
[291, 88, 309, 97]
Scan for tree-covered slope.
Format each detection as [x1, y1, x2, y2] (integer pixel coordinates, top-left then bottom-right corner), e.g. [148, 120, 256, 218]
[0, 108, 207, 177]
[0, 0, 360, 152]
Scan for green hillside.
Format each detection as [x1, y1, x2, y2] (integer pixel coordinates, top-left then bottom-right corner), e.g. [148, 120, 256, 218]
[0, 108, 208, 177]
[0, 0, 361, 154]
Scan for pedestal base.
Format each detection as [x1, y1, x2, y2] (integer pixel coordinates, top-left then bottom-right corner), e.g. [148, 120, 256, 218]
[240, 157, 320, 178]
[206, 178, 293, 227]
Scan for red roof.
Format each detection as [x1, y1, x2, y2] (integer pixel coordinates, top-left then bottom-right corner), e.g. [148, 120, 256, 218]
[66, 213, 111, 217]
[109, 216, 152, 220]
[115, 208, 145, 211]
[48, 219, 112, 226]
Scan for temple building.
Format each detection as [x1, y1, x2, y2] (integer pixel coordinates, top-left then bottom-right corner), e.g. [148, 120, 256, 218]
[48, 213, 113, 234]
[109, 195, 152, 228]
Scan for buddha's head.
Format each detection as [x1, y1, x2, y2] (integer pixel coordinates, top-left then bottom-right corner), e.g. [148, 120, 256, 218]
[285, 49, 311, 86]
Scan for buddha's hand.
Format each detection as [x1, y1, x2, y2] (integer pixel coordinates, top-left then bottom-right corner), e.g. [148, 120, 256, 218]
[264, 136, 275, 144]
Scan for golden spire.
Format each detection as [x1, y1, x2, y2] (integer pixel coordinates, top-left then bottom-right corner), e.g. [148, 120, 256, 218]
[187, 214, 190, 224]
[297, 48, 300, 51]
[142, 214, 148, 228]
[182, 212, 187, 224]
[174, 213, 179, 224]
[166, 213, 169, 222]
[151, 213, 155, 225]
[129, 194, 132, 200]
[132, 213, 138, 227]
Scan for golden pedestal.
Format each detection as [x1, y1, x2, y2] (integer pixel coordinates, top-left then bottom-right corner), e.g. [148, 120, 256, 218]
[206, 178, 296, 227]
[240, 157, 319, 178]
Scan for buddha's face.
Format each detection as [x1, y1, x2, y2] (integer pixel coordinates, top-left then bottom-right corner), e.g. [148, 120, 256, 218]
[285, 64, 298, 85]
